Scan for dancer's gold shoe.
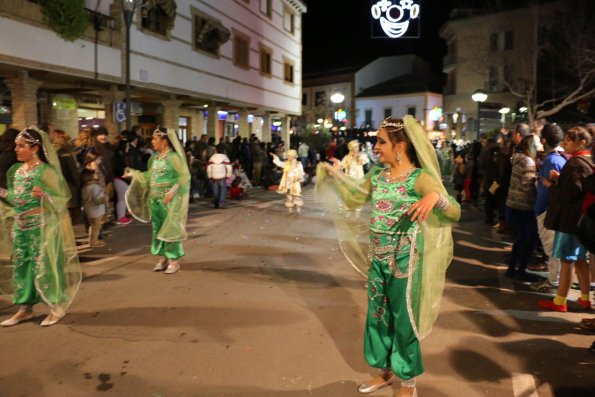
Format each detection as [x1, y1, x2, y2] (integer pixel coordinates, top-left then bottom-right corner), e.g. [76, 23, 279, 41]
[395, 386, 417, 397]
[1, 310, 35, 327]
[40, 311, 65, 327]
[357, 372, 396, 394]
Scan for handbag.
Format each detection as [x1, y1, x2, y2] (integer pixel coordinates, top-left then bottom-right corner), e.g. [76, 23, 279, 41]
[488, 181, 500, 195]
[577, 203, 595, 253]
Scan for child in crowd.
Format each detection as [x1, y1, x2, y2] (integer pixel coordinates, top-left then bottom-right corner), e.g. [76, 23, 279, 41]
[452, 154, 465, 203]
[229, 177, 248, 200]
[81, 169, 106, 248]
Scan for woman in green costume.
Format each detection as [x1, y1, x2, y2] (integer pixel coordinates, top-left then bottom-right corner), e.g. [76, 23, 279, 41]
[124, 127, 190, 274]
[318, 117, 460, 397]
[0, 127, 81, 327]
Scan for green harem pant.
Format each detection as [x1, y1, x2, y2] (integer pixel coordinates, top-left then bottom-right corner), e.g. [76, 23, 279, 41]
[12, 226, 66, 306]
[150, 198, 184, 260]
[364, 238, 424, 380]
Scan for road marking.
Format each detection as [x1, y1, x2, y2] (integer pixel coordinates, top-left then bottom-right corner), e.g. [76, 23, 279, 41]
[82, 247, 143, 267]
[476, 309, 583, 323]
[512, 373, 540, 397]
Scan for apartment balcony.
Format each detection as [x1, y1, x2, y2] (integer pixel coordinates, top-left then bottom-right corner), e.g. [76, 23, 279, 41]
[443, 54, 457, 73]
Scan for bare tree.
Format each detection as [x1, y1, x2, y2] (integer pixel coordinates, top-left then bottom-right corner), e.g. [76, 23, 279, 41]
[453, 0, 595, 125]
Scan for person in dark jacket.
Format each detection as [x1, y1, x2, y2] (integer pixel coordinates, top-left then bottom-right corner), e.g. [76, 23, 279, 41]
[92, 127, 115, 223]
[51, 129, 81, 223]
[479, 137, 502, 225]
[0, 128, 20, 189]
[539, 126, 593, 312]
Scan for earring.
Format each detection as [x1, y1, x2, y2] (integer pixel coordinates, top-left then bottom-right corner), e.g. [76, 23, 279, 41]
[32, 152, 38, 160]
[396, 151, 402, 166]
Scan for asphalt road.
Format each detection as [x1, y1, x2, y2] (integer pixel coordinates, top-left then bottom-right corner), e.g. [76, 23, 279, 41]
[0, 187, 593, 397]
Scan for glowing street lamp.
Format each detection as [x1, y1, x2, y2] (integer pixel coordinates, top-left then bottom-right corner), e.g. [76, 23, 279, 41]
[471, 89, 488, 139]
[499, 106, 510, 129]
[330, 93, 345, 104]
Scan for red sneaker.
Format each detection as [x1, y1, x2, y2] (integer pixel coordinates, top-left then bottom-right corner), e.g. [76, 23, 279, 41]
[577, 298, 592, 310]
[116, 217, 132, 225]
[538, 299, 567, 312]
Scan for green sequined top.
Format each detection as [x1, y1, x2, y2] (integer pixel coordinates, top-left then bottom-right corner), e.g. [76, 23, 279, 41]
[150, 151, 178, 199]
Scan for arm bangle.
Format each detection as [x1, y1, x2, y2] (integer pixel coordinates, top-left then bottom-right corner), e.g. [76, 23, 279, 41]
[435, 194, 450, 212]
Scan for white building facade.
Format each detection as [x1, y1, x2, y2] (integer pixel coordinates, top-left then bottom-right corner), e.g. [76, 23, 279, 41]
[0, 0, 306, 144]
[301, 55, 443, 135]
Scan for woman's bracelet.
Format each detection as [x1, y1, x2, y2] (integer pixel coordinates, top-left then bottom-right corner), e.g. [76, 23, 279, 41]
[435, 194, 451, 212]
[169, 184, 179, 195]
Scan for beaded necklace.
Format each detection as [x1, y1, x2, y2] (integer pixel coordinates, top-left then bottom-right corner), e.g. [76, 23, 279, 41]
[382, 166, 415, 183]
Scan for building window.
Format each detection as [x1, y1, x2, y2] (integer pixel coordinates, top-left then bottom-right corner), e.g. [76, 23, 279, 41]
[283, 59, 294, 84]
[192, 10, 230, 57]
[446, 72, 457, 95]
[504, 64, 513, 83]
[504, 30, 514, 50]
[283, 7, 295, 34]
[364, 109, 373, 126]
[141, 4, 169, 37]
[233, 31, 250, 69]
[260, 0, 272, 18]
[384, 108, 392, 119]
[488, 66, 498, 91]
[178, 116, 188, 145]
[315, 91, 326, 106]
[259, 44, 272, 76]
[302, 93, 308, 106]
[489, 32, 498, 52]
[407, 107, 416, 117]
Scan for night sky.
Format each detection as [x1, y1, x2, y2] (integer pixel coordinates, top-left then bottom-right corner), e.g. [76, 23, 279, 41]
[302, 0, 456, 75]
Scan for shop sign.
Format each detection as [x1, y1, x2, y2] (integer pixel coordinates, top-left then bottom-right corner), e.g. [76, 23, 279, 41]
[51, 95, 77, 110]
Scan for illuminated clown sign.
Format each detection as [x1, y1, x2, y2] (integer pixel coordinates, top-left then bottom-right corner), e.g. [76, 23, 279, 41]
[371, 0, 420, 39]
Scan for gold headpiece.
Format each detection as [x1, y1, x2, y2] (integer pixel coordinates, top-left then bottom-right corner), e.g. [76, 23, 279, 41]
[16, 126, 42, 145]
[153, 125, 167, 137]
[379, 118, 405, 130]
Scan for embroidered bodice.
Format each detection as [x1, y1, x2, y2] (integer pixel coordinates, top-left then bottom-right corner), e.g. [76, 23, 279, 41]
[150, 152, 177, 198]
[8, 164, 46, 214]
[369, 168, 422, 235]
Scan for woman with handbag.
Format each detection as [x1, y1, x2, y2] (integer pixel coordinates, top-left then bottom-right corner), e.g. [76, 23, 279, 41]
[539, 126, 593, 312]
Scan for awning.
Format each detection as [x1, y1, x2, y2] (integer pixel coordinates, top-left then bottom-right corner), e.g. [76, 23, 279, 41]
[144, 0, 177, 29]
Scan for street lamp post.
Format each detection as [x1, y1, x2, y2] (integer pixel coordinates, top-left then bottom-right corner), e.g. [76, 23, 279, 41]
[122, 0, 139, 132]
[499, 106, 510, 130]
[330, 92, 345, 132]
[471, 89, 487, 140]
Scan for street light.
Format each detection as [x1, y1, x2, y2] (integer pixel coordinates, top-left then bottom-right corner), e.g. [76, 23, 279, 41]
[330, 92, 345, 129]
[499, 106, 510, 129]
[330, 92, 345, 104]
[471, 89, 488, 139]
[122, 0, 139, 132]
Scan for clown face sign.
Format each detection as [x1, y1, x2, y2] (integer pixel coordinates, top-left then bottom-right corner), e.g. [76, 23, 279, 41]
[371, 0, 421, 38]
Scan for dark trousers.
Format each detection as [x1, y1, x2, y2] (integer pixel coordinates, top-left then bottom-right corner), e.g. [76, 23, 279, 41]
[483, 190, 496, 224]
[506, 207, 538, 274]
